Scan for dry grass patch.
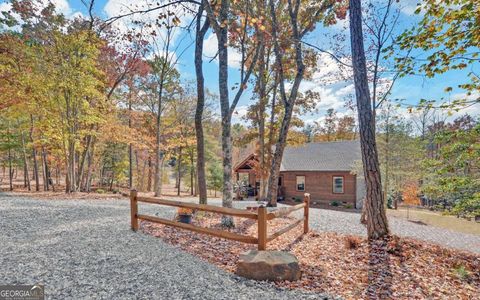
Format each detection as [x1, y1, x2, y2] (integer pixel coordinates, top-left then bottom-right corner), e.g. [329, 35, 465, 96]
[5, 187, 124, 200]
[344, 235, 362, 250]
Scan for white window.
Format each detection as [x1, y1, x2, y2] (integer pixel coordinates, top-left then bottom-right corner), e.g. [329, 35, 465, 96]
[296, 176, 305, 191]
[333, 176, 344, 193]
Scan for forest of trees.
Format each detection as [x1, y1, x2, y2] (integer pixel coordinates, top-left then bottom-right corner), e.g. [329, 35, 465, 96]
[0, 0, 479, 237]
[0, 1, 225, 197]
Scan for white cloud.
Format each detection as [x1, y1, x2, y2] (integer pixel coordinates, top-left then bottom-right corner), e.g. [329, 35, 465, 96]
[203, 33, 243, 68]
[398, 0, 430, 16]
[50, 0, 71, 16]
[300, 49, 398, 120]
[103, 0, 193, 32]
[232, 105, 248, 124]
[0, 0, 77, 29]
[70, 11, 85, 19]
[299, 52, 354, 114]
[0, 2, 15, 21]
[103, 0, 194, 55]
[1, 0, 79, 23]
[313, 110, 350, 125]
[445, 91, 480, 119]
[0, 2, 11, 12]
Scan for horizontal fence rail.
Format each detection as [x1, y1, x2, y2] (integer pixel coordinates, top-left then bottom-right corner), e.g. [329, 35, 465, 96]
[130, 190, 310, 250]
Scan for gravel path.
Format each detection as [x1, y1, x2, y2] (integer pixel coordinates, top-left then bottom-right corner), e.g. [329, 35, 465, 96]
[0, 193, 335, 300]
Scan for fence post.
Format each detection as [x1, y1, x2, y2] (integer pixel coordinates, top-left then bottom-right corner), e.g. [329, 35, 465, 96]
[130, 189, 138, 231]
[304, 193, 310, 234]
[257, 205, 267, 250]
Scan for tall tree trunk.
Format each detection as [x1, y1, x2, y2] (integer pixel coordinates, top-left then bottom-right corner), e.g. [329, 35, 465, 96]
[110, 170, 115, 191]
[83, 139, 95, 192]
[349, 0, 389, 239]
[383, 105, 391, 208]
[41, 147, 47, 191]
[154, 79, 165, 197]
[56, 165, 60, 186]
[23, 164, 27, 187]
[217, 0, 234, 226]
[147, 157, 152, 192]
[21, 132, 31, 191]
[267, 78, 278, 197]
[190, 150, 195, 196]
[77, 133, 93, 190]
[41, 145, 50, 191]
[8, 146, 13, 191]
[195, 3, 210, 205]
[257, 31, 267, 201]
[135, 150, 141, 189]
[30, 116, 40, 192]
[128, 96, 133, 189]
[177, 147, 182, 196]
[205, 0, 259, 225]
[140, 152, 147, 191]
[69, 140, 76, 193]
[267, 103, 296, 207]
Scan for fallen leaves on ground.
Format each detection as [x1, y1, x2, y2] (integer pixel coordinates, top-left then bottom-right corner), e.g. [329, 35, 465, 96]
[141, 213, 479, 299]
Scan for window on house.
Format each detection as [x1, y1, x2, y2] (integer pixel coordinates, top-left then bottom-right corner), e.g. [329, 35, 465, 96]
[296, 176, 305, 191]
[333, 176, 344, 193]
[278, 176, 282, 186]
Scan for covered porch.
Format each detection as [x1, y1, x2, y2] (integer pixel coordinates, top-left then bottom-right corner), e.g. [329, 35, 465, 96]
[234, 154, 259, 198]
[233, 154, 285, 200]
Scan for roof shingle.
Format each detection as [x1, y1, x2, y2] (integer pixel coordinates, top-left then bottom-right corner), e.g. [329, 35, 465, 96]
[280, 140, 361, 171]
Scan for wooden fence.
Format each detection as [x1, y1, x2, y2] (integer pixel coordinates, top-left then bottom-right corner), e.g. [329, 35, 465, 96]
[130, 190, 310, 250]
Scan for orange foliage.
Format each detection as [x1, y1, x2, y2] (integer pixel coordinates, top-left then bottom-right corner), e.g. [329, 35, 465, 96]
[402, 182, 420, 205]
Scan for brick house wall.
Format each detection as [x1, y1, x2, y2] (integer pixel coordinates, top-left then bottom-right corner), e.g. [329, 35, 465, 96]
[280, 171, 357, 207]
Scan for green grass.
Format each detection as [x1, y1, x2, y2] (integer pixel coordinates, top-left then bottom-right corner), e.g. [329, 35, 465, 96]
[452, 265, 471, 281]
[388, 208, 480, 235]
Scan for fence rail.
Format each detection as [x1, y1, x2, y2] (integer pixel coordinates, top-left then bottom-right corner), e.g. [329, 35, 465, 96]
[130, 190, 310, 250]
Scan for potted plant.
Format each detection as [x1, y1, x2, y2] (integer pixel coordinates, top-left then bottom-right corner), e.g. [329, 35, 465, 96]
[177, 208, 193, 224]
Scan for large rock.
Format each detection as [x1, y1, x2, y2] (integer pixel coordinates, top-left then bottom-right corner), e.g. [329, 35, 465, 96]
[236, 250, 301, 281]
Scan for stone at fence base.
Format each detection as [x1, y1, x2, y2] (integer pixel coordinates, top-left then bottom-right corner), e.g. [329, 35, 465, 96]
[236, 250, 301, 281]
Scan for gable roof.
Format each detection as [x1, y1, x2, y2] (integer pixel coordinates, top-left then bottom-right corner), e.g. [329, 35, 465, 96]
[234, 153, 256, 171]
[280, 140, 361, 172]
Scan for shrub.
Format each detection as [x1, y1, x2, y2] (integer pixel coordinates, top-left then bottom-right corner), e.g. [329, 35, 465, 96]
[344, 235, 361, 249]
[344, 203, 353, 209]
[386, 194, 393, 209]
[96, 188, 105, 194]
[453, 265, 471, 281]
[330, 201, 340, 207]
[293, 197, 302, 203]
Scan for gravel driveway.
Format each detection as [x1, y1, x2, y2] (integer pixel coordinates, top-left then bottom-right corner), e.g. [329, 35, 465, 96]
[0, 193, 332, 300]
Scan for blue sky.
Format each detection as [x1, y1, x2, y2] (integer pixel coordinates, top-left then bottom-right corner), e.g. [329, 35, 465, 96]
[2, 0, 479, 125]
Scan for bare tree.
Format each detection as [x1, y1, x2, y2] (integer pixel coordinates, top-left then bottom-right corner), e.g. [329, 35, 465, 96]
[194, 1, 210, 204]
[204, 0, 260, 226]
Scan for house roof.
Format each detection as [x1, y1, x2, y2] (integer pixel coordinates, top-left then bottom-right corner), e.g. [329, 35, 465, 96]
[280, 140, 362, 172]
